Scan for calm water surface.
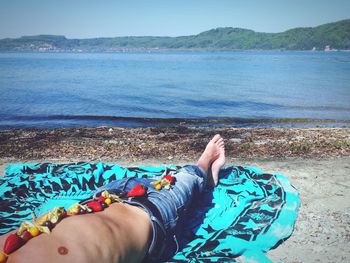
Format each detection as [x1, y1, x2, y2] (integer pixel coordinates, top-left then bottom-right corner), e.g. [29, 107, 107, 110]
[0, 51, 349, 129]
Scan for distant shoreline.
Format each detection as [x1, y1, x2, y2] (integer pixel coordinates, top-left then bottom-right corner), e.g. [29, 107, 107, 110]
[1, 19, 349, 51]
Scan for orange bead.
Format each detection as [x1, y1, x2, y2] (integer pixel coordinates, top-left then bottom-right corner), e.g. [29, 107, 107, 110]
[28, 227, 40, 237]
[155, 183, 162, 190]
[104, 198, 112, 205]
[0, 251, 7, 263]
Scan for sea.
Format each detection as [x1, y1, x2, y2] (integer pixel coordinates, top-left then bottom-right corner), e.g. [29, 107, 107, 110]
[0, 51, 350, 130]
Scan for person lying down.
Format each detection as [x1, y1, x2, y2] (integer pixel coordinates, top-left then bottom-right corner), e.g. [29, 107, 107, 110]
[0, 134, 226, 263]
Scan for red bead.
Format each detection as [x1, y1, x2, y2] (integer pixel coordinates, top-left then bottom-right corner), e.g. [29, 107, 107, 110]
[163, 175, 176, 184]
[22, 230, 33, 242]
[87, 201, 103, 212]
[98, 196, 106, 202]
[3, 234, 24, 254]
[127, 184, 147, 197]
[61, 210, 67, 218]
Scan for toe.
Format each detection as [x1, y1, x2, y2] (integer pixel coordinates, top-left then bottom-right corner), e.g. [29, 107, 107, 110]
[212, 134, 221, 142]
[216, 138, 224, 145]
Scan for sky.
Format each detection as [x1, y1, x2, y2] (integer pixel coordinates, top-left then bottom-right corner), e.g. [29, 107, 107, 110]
[0, 0, 349, 39]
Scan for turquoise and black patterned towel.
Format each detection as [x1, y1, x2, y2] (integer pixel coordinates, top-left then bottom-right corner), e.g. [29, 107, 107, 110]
[0, 162, 300, 262]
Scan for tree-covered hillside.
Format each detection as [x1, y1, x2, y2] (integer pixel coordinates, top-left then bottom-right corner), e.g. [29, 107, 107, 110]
[0, 19, 349, 51]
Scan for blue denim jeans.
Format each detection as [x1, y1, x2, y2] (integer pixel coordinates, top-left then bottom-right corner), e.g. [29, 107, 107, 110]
[94, 165, 207, 262]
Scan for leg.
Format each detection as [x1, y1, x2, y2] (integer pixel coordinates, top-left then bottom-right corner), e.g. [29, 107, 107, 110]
[197, 134, 226, 186]
[210, 138, 226, 186]
[154, 134, 226, 218]
[147, 135, 226, 261]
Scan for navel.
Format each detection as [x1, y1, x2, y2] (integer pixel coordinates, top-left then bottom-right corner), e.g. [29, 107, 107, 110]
[57, 246, 69, 255]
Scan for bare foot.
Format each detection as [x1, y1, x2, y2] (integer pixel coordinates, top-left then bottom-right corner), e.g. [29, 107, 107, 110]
[211, 144, 226, 186]
[196, 134, 225, 178]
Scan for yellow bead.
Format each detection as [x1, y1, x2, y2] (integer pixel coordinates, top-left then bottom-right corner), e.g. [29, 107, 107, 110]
[68, 204, 80, 215]
[105, 198, 112, 205]
[155, 184, 162, 190]
[28, 226, 40, 237]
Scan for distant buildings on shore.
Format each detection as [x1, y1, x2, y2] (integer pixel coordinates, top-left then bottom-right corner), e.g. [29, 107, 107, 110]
[324, 45, 338, 52]
[311, 45, 341, 52]
[7, 42, 348, 52]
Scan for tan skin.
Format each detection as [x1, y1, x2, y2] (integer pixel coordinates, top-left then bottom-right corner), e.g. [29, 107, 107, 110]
[1, 203, 152, 263]
[0, 135, 225, 263]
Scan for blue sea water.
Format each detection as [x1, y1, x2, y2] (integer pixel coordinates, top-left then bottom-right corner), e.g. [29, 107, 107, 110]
[0, 51, 350, 129]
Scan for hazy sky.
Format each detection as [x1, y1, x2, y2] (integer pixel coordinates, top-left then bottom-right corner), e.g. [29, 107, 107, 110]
[0, 0, 349, 39]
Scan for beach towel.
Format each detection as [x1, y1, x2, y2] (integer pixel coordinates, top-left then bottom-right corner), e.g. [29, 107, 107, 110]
[0, 162, 300, 262]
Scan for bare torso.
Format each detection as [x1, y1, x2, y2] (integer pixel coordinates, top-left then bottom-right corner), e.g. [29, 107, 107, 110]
[0, 203, 152, 263]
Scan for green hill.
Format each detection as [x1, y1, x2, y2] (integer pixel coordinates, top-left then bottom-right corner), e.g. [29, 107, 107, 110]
[1, 19, 349, 51]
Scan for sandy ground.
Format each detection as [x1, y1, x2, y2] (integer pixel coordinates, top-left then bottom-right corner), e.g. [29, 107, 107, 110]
[1, 156, 349, 263]
[248, 157, 350, 263]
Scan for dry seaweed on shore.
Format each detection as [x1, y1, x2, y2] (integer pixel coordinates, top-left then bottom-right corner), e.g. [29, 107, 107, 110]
[0, 126, 349, 161]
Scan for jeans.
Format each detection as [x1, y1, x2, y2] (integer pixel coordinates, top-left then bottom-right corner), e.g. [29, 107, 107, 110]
[94, 165, 207, 262]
